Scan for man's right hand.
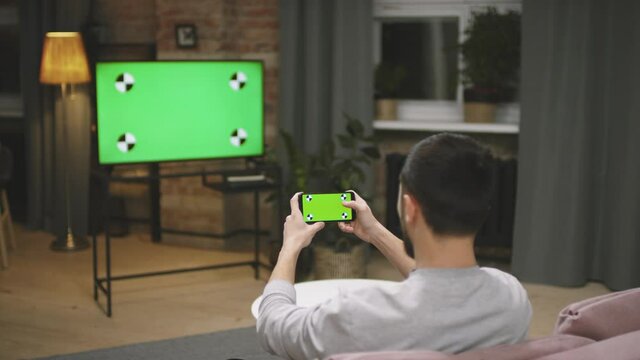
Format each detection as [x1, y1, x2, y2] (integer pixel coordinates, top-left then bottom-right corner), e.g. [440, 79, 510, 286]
[338, 190, 382, 243]
[340, 190, 416, 278]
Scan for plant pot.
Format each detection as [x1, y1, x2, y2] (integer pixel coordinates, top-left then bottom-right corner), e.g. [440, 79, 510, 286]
[464, 102, 496, 123]
[313, 243, 367, 279]
[376, 99, 397, 120]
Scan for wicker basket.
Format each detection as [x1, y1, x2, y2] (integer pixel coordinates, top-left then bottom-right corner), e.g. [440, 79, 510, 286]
[313, 243, 367, 279]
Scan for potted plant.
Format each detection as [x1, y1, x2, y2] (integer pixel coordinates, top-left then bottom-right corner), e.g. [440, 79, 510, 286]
[374, 62, 406, 120]
[278, 114, 381, 279]
[460, 7, 520, 123]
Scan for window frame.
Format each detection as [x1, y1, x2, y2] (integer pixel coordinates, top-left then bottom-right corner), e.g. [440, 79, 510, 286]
[374, 0, 522, 123]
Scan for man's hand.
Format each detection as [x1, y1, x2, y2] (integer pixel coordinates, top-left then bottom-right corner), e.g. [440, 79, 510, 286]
[269, 193, 324, 284]
[282, 192, 325, 254]
[339, 190, 416, 278]
[338, 190, 382, 243]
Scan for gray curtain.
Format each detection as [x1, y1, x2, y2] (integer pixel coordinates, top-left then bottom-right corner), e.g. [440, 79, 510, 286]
[512, 0, 640, 290]
[278, 0, 373, 189]
[20, 0, 92, 238]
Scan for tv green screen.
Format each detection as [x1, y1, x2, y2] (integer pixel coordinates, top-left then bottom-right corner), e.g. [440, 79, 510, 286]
[95, 61, 263, 164]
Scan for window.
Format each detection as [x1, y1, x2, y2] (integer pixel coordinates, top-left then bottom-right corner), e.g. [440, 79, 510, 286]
[374, 0, 521, 123]
[380, 17, 459, 101]
[0, 0, 21, 118]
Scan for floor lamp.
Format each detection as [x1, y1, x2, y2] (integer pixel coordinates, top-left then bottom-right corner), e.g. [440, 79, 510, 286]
[40, 32, 91, 251]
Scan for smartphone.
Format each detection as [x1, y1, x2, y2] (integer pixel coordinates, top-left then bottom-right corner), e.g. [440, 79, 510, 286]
[298, 192, 356, 223]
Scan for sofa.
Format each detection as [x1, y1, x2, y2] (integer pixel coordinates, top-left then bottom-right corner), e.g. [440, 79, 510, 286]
[328, 288, 640, 360]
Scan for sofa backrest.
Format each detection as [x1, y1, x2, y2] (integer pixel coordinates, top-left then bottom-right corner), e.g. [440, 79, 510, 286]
[535, 329, 640, 360]
[554, 287, 640, 341]
[327, 350, 450, 360]
[326, 335, 594, 360]
[450, 334, 593, 360]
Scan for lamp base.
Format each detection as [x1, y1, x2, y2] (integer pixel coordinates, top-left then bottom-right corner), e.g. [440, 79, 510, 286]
[51, 232, 90, 252]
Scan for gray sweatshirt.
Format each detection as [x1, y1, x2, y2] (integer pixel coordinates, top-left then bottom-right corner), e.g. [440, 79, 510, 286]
[257, 267, 532, 360]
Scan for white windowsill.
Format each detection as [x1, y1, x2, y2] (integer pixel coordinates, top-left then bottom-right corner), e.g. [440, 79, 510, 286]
[373, 120, 519, 134]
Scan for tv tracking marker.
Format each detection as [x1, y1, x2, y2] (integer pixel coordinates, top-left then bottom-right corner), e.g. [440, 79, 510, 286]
[229, 71, 247, 91]
[115, 73, 135, 93]
[230, 128, 248, 147]
[117, 132, 136, 153]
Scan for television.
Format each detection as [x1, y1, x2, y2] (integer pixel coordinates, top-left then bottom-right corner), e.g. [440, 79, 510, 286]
[95, 61, 264, 165]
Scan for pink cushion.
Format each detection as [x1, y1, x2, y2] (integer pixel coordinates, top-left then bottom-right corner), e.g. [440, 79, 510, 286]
[554, 288, 640, 340]
[326, 335, 593, 360]
[327, 350, 450, 360]
[451, 335, 593, 360]
[535, 330, 640, 360]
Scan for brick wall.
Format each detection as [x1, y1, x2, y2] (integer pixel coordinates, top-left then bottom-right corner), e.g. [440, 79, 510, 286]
[154, 0, 279, 249]
[155, 0, 278, 141]
[96, 0, 280, 250]
[93, 0, 157, 44]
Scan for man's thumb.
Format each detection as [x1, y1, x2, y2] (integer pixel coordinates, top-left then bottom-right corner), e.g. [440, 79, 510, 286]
[342, 201, 359, 211]
[311, 222, 325, 233]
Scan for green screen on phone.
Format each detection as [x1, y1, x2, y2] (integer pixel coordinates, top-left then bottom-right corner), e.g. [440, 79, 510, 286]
[299, 193, 354, 223]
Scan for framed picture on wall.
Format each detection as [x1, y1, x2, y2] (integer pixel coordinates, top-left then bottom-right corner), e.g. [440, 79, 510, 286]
[175, 24, 197, 48]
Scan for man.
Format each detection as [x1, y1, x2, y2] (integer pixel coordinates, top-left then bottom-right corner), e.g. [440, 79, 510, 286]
[257, 133, 531, 360]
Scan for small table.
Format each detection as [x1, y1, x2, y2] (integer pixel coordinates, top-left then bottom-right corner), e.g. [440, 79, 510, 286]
[91, 163, 283, 318]
[252, 279, 396, 319]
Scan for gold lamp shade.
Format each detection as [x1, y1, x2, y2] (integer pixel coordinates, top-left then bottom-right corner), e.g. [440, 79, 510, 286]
[40, 32, 91, 84]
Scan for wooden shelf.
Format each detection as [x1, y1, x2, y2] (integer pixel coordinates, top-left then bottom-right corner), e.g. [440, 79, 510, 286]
[373, 120, 519, 134]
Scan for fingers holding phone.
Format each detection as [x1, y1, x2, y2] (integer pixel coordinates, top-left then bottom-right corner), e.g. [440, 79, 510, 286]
[282, 193, 325, 253]
[339, 190, 381, 243]
[298, 192, 356, 223]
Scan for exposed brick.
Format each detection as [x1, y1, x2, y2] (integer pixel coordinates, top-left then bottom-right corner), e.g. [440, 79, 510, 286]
[98, 0, 279, 248]
[94, 0, 157, 43]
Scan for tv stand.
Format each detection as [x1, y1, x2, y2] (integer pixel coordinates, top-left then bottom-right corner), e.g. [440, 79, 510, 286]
[91, 161, 283, 317]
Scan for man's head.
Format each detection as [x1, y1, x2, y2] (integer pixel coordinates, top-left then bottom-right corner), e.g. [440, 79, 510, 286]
[397, 133, 495, 254]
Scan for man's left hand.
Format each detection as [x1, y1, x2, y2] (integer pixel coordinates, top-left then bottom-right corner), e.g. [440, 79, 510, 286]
[282, 192, 325, 254]
[268, 193, 325, 283]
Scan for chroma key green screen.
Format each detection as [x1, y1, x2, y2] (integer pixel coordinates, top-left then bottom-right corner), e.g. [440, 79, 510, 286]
[299, 193, 355, 223]
[95, 61, 263, 164]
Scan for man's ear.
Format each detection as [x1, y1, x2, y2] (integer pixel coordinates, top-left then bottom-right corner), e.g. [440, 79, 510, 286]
[402, 193, 419, 225]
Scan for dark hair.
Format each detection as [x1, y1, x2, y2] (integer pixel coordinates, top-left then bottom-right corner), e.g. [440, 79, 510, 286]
[399, 133, 495, 235]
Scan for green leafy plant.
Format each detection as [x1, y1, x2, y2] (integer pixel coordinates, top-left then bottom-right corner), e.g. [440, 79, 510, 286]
[276, 113, 380, 252]
[460, 7, 521, 102]
[374, 62, 406, 99]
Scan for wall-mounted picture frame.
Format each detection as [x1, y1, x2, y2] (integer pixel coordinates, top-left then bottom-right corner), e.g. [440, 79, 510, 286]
[175, 24, 197, 48]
